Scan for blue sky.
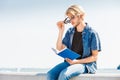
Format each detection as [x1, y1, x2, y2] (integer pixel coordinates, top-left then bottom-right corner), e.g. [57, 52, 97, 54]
[0, 0, 120, 69]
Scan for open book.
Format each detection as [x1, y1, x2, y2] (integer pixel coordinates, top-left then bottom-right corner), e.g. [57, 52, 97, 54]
[51, 47, 80, 60]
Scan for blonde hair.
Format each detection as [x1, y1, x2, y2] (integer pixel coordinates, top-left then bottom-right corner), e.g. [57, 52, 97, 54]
[65, 5, 85, 19]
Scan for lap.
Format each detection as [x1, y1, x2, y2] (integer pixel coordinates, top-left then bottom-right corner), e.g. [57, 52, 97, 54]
[60, 64, 87, 76]
[48, 62, 87, 76]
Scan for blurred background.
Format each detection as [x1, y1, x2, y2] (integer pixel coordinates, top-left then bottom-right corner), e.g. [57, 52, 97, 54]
[0, 0, 120, 70]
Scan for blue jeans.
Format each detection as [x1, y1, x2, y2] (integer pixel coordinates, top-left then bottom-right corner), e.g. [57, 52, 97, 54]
[47, 62, 88, 80]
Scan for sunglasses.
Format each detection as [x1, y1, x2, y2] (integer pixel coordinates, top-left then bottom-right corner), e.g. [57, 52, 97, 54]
[63, 16, 75, 24]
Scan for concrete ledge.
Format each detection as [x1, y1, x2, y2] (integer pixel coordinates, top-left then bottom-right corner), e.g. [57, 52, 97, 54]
[0, 69, 120, 80]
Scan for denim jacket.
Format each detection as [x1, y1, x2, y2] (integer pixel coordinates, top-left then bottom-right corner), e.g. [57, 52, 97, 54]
[62, 23, 101, 73]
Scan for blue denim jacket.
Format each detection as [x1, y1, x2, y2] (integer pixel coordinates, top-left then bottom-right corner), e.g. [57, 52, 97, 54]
[62, 23, 101, 73]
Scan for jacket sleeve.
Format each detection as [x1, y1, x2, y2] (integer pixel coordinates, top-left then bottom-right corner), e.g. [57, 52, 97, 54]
[62, 30, 70, 48]
[90, 31, 101, 51]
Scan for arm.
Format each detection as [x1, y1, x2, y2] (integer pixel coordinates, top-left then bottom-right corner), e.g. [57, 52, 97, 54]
[66, 50, 99, 65]
[56, 21, 66, 51]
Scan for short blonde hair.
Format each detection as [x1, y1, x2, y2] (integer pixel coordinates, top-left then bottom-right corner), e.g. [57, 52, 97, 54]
[65, 5, 85, 19]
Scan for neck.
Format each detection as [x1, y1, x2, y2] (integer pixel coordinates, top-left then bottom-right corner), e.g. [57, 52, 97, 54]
[76, 21, 86, 32]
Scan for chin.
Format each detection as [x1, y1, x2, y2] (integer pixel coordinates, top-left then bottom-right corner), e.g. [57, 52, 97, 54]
[73, 24, 77, 27]
[72, 24, 75, 26]
[72, 25, 75, 27]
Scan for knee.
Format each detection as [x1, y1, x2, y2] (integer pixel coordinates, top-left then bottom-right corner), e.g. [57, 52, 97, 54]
[47, 70, 53, 80]
[47, 70, 58, 80]
[47, 71, 50, 77]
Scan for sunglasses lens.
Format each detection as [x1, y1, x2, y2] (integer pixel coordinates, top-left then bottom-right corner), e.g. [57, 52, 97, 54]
[64, 17, 70, 24]
[66, 20, 70, 23]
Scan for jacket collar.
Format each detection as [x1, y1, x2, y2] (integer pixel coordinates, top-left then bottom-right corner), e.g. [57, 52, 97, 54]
[71, 23, 91, 35]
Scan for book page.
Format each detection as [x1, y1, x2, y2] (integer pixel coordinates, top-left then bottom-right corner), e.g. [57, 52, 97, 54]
[57, 47, 67, 53]
[51, 47, 67, 54]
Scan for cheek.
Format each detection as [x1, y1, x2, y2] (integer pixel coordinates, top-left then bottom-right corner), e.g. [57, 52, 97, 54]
[71, 21, 74, 25]
[71, 19, 77, 25]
